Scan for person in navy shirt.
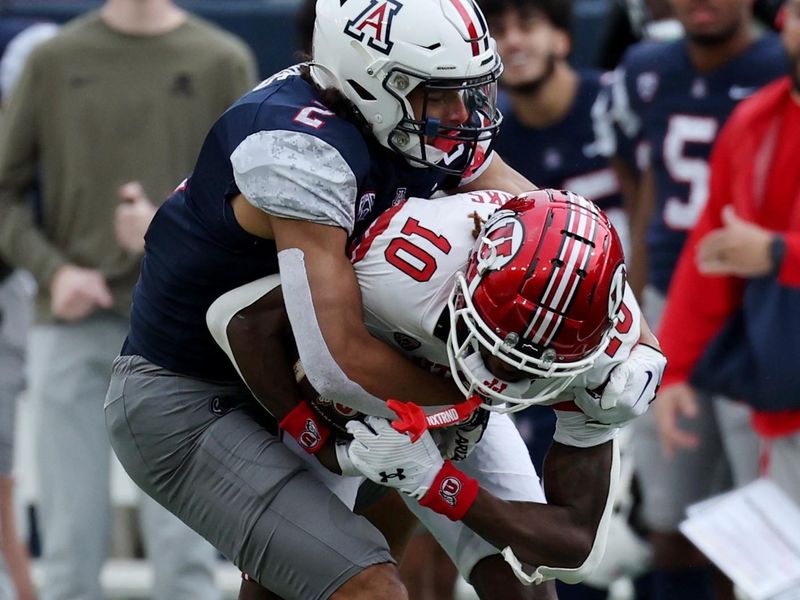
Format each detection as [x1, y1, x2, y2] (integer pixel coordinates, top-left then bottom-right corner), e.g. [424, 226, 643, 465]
[486, 0, 626, 246]
[611, 0, 787, 597]
[104, 0, 539, 598]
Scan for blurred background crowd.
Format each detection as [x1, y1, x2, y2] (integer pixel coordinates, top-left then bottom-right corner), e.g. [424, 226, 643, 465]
[0, 0, 797, 599]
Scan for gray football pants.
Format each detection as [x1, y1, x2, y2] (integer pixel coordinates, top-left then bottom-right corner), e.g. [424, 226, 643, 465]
[28, 311, 220, 600]
[105, 354, 393, 600]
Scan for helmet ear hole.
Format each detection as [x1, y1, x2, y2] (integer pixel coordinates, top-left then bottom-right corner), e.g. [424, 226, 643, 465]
[347, 80, 376, 101]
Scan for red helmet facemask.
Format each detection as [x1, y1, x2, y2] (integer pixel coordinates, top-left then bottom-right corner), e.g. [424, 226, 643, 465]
[446, 189, 627, 411]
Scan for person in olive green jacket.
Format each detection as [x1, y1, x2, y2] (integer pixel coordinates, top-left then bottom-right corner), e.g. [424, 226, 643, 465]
[0, 2, 256, 599]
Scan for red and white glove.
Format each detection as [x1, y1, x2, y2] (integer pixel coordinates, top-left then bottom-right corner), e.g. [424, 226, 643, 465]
[341, 416, 479, 521]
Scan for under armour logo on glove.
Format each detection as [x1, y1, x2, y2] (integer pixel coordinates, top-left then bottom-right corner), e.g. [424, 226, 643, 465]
[379, 469, 406, 482]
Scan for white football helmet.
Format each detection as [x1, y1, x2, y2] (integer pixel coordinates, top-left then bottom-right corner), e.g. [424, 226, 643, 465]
[312, 0, 503, 175]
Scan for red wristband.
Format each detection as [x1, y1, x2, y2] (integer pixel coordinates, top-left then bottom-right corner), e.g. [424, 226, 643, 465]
[419, 461, 479, 521]
[279, 401, 331, 454]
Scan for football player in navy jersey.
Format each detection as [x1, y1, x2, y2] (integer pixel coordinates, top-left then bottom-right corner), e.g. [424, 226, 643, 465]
[611, 0, 787, 597]
[104, 0, 541, 598]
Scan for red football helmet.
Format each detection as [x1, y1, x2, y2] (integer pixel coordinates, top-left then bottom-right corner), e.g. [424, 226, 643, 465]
[446, 189, 627, 410]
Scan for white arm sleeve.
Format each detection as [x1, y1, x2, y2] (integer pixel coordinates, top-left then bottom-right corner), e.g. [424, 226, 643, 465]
[231, 130, 358, 235]
[502, 438, 621, 585]
[278, 248, 393, 418]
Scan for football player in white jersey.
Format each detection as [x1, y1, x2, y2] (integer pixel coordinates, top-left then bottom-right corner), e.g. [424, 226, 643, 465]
[207, 189, 665, 599]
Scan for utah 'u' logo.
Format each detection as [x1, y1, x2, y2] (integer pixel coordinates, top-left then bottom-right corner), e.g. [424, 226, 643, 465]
[345, 0, 403, 55]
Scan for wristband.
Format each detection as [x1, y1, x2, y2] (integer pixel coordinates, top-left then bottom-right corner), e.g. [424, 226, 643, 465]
[279, 401, 331, 454]
[419, 460, 479, 521]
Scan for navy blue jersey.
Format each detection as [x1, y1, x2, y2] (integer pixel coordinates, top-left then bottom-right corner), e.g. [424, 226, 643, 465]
[125, 65, 471, 380]
[615, 34, 787, 293]
[494, 70, 622, 213]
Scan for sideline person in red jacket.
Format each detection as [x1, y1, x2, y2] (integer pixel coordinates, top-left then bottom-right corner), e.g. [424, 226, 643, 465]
[657, 0, 800, 507]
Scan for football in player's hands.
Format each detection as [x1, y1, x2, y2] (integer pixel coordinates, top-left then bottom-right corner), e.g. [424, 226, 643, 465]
[293, 358, 363, 433]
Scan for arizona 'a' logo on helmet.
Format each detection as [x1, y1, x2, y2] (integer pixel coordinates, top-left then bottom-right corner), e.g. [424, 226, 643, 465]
[345, 0, 403, 54]
[314, 0, 502, 175]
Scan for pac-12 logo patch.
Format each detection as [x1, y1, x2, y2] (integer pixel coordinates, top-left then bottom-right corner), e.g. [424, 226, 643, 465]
[393, 332, 421, 351]
[357, 192, 376, 221]
[345, 0, 403, 55]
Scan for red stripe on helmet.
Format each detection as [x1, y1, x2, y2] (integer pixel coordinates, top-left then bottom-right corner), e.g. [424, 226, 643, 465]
[449, 0, 481, 57]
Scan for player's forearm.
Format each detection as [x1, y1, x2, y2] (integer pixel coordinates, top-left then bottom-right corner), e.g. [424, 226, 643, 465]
[463, 493, 592, 568]
[458, 152, 537, 195]
[461, 441, 612, 568]
[638, 313, 660, 348]
[336, 331, 463, 407]
[274, 217, 464, 411]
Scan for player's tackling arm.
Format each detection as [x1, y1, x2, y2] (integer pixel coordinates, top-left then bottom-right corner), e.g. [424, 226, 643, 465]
[270, 214, 464, 411]
[457, 152, 538, 195]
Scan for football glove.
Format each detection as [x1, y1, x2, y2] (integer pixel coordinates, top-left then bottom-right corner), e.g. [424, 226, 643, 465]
[342, 416, 479, 520]
[573, 344, 666, 427]
[344, 416, 443, 498]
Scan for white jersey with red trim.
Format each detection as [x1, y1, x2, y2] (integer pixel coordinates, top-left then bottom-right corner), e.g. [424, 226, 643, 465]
[350, 190, 643, 408]
[352, 189, 511, 371]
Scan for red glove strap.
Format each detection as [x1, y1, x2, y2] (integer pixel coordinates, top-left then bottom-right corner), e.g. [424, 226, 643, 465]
[419, 461, 479, 521]
[388, 394, 484, 442]
[279, 401, 331, 454]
